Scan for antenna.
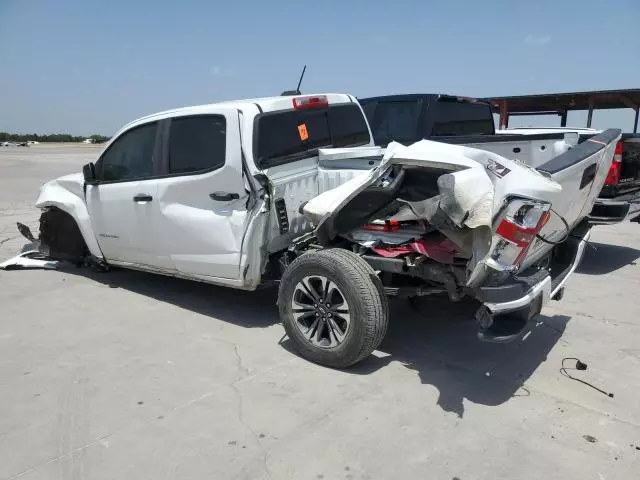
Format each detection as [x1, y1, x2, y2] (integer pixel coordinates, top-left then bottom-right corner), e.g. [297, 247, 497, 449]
[295, 65, 307, 93]
[281, 65, 307, 96]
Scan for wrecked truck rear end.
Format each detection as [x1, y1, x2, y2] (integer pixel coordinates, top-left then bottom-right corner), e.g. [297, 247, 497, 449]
[302, 131, 620, 342]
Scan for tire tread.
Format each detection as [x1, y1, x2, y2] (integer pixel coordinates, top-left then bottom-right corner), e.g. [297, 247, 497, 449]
[278, 248, 388, 368]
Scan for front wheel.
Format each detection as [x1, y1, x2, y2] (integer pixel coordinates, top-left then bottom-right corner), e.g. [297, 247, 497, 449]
[278, 249, 388, 368]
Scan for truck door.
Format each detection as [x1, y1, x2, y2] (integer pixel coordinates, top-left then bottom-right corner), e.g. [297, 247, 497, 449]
[154, 109, 249, 280]
[85, 120, 172, 269]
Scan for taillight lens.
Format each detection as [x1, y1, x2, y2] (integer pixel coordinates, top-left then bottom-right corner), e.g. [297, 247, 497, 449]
[604, 141, 623, 186]
[490, 199, 551, 270]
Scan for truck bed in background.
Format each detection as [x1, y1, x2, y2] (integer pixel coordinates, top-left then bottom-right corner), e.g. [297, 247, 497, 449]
[504, 128, 640, 224]
[359, 94, 639, 225]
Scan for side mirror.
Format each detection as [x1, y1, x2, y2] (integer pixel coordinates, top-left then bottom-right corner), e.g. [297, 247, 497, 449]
[83, 162, 98, 185]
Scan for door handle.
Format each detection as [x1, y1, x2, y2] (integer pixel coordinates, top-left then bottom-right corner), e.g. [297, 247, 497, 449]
[133, 194, 153, 202]
[210, 192, 240, 201]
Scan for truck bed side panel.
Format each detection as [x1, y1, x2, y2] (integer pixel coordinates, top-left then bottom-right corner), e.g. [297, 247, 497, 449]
[263, 158, 319, 253]
[520, 129, 620, 268]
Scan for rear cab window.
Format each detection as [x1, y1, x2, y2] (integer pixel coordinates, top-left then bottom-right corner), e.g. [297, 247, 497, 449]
[430, 98, 495, 136]
[364, 100, 422, 146]
[360, 95, 496, 145]
[254, 102, 371, 168]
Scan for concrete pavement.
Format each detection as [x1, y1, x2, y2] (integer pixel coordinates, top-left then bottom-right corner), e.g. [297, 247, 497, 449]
[1, 146, 639, 479]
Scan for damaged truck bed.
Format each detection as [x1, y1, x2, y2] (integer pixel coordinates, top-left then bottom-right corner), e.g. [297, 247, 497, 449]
[3, 93, 621, 368]
[303, 132, 619, 342]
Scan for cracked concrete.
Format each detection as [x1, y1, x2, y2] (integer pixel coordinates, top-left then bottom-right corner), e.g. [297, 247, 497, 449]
[1, 145, 640, 479]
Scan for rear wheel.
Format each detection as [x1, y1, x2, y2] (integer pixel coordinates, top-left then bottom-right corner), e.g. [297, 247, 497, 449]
[278, 249, 388, 368]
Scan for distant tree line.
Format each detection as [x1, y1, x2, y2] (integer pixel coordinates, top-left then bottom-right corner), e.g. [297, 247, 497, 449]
[0, 132, 111, 143]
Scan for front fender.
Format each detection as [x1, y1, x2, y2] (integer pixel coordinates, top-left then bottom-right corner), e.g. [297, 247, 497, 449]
[35, 174, 103, 259]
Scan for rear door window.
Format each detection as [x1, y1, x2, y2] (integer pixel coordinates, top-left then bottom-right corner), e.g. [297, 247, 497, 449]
[168, 115, 227, 174]
[255, 103, 370, 167]
[430, 100, 495, 136]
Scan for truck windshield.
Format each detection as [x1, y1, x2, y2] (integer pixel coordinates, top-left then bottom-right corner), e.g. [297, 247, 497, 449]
[431, 99, 495, 136]
[255, 103, 370, 167]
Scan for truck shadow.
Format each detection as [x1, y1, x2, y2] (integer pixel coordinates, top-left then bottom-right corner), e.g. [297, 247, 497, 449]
[576, 242, 640, 275]
[80, 267, 280, 328]
[32, 258, 569, 418]
[346, 297, 570, 418]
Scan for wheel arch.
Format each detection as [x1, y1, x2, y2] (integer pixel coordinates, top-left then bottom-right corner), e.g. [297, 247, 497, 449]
[35, 181, 103, 259]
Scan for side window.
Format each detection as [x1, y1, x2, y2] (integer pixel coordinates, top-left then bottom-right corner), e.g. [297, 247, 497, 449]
[168, 115, 226, 174]
[98, 122, 158, 182]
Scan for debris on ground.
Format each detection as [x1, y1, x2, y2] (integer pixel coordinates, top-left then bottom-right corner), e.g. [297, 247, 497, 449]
[16, 222, 36, 242]
[0, 250, 59, 270]
[560, 357, 615, 398]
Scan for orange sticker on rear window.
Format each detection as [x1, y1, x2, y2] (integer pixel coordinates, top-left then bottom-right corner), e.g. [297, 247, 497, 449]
[298, 123, 309, 141]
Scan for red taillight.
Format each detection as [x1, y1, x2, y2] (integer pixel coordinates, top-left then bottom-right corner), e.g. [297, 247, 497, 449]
[496, 219, 537, 248]
[495, 209, 551, 266]
[292, 95, 329, 110]
[604, 141, 624, 186]
[363, 219, 400, 232]
[497, 211, 550, 247]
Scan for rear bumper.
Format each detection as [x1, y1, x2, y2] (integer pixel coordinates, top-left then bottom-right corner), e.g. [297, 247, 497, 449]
[472, 227, 590, 342]
[588, 190, 640, 225]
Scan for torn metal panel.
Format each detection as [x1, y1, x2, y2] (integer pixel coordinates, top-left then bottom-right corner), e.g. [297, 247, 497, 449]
[0, 251, 59, 270]
[302, 139, 569, 287]
[303, 140, 506, 245]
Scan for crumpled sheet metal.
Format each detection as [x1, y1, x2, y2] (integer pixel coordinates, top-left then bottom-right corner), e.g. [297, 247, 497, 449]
[383, 140, 495, 230]
[0, 250, 59, 270]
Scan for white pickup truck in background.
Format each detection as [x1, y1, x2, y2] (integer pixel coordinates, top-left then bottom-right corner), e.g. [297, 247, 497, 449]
[497, 127, 640, 224]
[7, 93, 620, 368]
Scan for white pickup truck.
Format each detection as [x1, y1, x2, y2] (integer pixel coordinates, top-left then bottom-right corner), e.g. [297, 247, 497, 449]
[13, 93, 620, 368]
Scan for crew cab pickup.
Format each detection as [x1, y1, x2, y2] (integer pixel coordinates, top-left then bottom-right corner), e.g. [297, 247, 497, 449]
[12, 93, 620, 368]
[359, 94, 637, 225]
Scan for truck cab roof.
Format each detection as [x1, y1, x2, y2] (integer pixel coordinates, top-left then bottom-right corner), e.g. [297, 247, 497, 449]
[359, 93, 489, 103]
[121, 93, 359, 132]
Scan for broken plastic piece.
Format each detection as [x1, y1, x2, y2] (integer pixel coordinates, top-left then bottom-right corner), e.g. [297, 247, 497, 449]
[0, 250, 59, 270]
[17, 222, 36, 242]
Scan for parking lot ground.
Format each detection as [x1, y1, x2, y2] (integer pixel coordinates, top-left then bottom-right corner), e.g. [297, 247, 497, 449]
[1, 146, 640, 479]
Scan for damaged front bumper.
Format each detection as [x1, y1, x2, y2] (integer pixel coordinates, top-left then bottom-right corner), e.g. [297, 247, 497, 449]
[472, 225, 591, 342]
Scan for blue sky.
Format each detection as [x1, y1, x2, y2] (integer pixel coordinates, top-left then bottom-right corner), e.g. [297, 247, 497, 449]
[1, 0, 638, 135]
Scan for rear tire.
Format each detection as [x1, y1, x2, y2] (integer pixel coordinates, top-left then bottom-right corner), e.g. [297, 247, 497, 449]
[278, 249, 388, 368]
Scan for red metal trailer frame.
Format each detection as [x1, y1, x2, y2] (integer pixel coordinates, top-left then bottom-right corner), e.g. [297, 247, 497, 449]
[483, 88, 640, 132]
